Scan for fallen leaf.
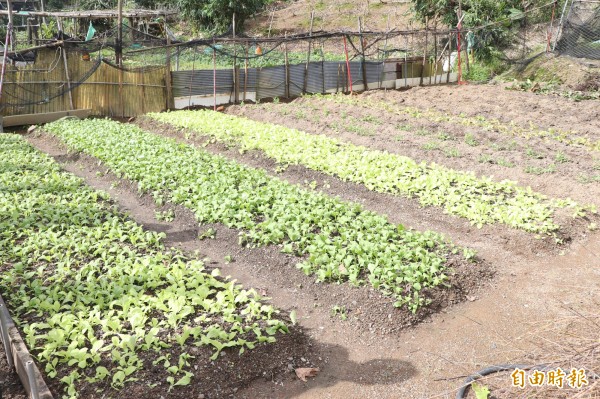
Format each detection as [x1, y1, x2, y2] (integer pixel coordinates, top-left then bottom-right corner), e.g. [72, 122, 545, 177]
[338, 264, 347, 274]
[467, 295, 477, 302]
[295, 367, 319, 382]
[290, 310, 297, 325]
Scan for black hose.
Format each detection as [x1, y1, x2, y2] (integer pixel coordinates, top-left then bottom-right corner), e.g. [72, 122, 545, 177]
[455, 364, 549, 399]
[456, 363, 600, 398]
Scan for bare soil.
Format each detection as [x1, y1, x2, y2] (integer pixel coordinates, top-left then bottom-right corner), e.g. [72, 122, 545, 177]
[246, 0, 414, 36]
[0, 347, 26, 399]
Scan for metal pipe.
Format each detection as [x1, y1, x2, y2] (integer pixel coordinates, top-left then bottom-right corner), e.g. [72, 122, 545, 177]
[343, 35, 352, 93]
[553, 0, 573, 50]
[0, 21, 13, 110]
[213, 42, 216, 111]
[25, 360, 40, 399]
[0, 304, 14, 369]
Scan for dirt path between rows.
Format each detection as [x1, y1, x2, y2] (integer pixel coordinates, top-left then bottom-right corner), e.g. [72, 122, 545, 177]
[23, 122, 600, 398]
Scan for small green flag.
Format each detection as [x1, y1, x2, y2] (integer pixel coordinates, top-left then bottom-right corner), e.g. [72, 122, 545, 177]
[85, 22, 96, 42]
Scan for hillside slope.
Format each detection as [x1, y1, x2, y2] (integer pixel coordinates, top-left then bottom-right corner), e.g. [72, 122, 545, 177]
[246, 0, 420, 35]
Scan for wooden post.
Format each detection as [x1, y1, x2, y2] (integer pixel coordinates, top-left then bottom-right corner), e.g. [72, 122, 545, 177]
[116, 0, 123, 67]
[165, 24, 173, 110]
[446, 32, 452, 84]
[213, 41, 217, 111]
[381, 15, 390, 88]
[6, 0, 14, 51]
[267, 10, 275, 38]
[359, 17, 368, 91]
[27, 18, 33, 45]
[303, 10, 314, 94]
[420, 18, 428, 86]
[60, 45, 74, 110]
[429, 28, 439, 84]
[33, 18, 40, 45]
[284, 33, 290, 98]
[39, 0, 47, 26]
[243, 42, 248, 102]
[128, 17, 135, 43]
[233, 13, 239, 103]
[431, 29, 437, 85]
[404, 34, 408, 87]
[343, 35, 353, 93]
[320, 40, 325, 94]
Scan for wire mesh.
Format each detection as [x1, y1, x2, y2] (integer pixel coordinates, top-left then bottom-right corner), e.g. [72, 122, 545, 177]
[556, 0, 600, 59]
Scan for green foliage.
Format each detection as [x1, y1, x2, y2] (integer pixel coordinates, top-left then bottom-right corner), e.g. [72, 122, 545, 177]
[411, 0, 560, 59]
[0, 135, 286, 397]
[463, 54, 508, 82]
[136, 0, 272, 34]
[150, 108, 593, 234]
[44, 118, 464, 312]
[78, 0, 116, 10]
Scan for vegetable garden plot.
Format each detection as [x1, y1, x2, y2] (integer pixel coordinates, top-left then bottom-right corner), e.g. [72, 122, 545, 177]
[322, 94, 600, 153]
[43, 118, 476, 313]
[0, 134, 288, 398]
[148, 110, 595, 235]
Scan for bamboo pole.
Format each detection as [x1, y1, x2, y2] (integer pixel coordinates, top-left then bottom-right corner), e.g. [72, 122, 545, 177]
[39, 0, 47, 25]
[431, 28, 437, 85]
[343, 35, 352, 93]
[60, 46, 74, 110]
[303, 10, 315, 94]
[429, 28, 441, 84]
[213, 41, 216, 111]
[359, 17, 368, 91]
[0, 23, 11, 125]
[188, 45, 197, 108]
[165, 23, 173, 110]
[232, 13, 239, 104]
[116, 0, 123, 67]
[284, 33, 290, 98]
[27, 18, 33, 45]
[446, 32, 452, 84]
[7, 0, 14, 50]
[243, 42, 248, 102]
[553, 0, 572, 50]
[420, 18, 428, 86]
[320, 40, 325, 94]
[402, 35, 408, 87]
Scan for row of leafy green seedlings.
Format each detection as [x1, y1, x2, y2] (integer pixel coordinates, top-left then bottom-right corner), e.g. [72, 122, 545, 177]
[267, 100, 581, 174]
[279, 105, 382, 137]
[319, 94, 600, 152]
[301, 100, 592, 178]
[507, 80, 600, 102]
[0, 134, 287, 398]
[44, 118, 469, 313]
[149, 110, 594, 235]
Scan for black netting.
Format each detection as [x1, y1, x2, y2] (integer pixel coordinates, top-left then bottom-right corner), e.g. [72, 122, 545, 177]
[556, 0, 600, 59]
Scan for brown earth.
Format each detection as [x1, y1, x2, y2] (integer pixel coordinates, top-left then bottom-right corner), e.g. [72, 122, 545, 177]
[246, 0, 415, 36]
[0, 347, 26, 399]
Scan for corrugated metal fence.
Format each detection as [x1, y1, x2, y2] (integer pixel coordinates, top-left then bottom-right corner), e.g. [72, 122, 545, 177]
[172, 59, 454, 108]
